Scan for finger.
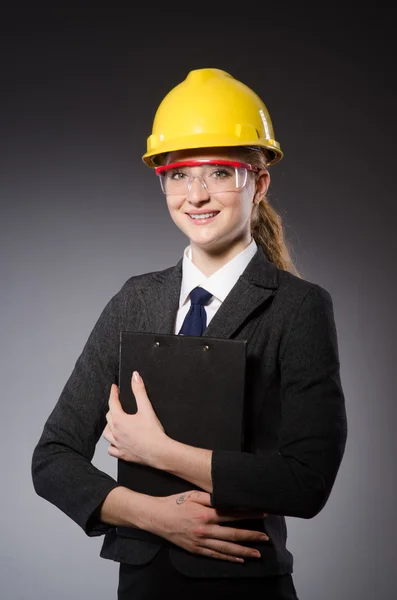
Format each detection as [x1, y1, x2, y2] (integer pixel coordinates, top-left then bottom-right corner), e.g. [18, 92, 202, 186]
[205, 524, 269, 544]
[105, 410, 114, 431]
[103, 424, 117, 446]
[193, 548, 245, 563]
[108, 444, 121, 458]
[109, 384, 123, 414]
[130, 371, 151, 412]
[197, 537, 263, 561]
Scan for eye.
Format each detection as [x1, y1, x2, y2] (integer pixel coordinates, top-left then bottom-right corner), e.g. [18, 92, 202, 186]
[210, 167, 233, 179]
[165, 170, 187, 181]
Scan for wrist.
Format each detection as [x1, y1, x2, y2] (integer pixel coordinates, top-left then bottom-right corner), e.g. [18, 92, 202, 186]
[100, 486, 158, 530]
[150, 433, 176, 470]
[134, 495, 167, 536]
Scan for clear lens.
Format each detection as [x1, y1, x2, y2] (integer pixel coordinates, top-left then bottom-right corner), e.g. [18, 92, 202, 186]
[159, 164, 248, 195]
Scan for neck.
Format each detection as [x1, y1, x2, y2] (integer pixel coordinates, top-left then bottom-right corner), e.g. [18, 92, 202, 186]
[189, 234, 252, 277]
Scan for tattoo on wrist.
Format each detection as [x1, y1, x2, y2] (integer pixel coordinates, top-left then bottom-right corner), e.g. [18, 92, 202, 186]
[176, 494, 187, 505]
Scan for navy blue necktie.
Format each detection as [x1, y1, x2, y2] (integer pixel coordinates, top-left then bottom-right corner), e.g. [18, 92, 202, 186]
[178, 286, 213, 336]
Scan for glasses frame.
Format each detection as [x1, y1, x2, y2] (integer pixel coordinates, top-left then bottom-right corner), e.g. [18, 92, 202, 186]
[155, 159, 259, 195]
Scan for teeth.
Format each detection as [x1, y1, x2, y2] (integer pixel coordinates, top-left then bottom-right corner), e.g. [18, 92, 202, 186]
[189, 212, 218, 219]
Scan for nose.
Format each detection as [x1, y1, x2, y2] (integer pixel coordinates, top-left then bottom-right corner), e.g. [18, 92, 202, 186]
[186, 175, 210, 203]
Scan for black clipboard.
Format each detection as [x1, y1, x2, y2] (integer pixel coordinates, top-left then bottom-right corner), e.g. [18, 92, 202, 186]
[117, 331, 247, 498]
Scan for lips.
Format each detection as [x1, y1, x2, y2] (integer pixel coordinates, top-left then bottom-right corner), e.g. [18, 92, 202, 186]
[188, 212, 219, 222]
[182, 209, 221, 226]
[186, 211, 220, 215]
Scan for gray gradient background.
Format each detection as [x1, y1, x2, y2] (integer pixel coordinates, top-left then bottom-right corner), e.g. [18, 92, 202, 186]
[1, 5, 396, 600]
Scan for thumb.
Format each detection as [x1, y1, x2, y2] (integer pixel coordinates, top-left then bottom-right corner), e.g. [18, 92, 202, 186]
[131, 371, 151, 412]
[109, 383, 123, 413]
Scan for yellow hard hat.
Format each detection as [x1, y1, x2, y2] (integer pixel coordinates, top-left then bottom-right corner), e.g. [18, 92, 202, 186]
[142, 68, 283, 168]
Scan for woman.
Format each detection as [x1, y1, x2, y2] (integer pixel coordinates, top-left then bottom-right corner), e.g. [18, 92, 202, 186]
[32, 68, 348, 599]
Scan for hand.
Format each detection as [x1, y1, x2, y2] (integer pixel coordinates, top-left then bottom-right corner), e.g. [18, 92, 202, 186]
[147, 490, 270, 563]
[103, 371, 168, 465]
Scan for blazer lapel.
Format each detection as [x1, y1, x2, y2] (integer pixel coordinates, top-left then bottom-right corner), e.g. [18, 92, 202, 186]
[203, 247, 279, 339]
[143, 258, 184, 335]
[143, 247, 279, 339]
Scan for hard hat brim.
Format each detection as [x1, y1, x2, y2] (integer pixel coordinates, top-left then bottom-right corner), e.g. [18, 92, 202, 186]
[142, 134, 283, 168]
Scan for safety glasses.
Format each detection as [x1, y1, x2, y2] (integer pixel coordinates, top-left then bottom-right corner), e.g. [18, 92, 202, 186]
[155, 159, 259, 195]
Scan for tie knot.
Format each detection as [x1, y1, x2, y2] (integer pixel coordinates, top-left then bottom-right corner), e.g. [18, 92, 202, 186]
[189, 286, 213, 306]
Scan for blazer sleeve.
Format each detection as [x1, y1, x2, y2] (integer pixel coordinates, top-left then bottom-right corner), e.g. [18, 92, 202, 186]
[210, 284, 348, 519]
[31, 289, 124, 536]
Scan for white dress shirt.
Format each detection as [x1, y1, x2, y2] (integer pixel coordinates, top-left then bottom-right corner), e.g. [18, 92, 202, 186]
[174, 238, 258, 334]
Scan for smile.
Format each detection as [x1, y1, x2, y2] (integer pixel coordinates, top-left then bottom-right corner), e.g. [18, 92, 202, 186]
[187, 212, 220, 224]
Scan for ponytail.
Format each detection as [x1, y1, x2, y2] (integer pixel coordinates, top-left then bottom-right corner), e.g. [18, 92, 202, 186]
[244, 148, 302, 278]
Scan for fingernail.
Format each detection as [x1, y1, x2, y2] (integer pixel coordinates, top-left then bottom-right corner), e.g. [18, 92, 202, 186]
[133, 371, 141, 382]
[260, 534, 269, 541]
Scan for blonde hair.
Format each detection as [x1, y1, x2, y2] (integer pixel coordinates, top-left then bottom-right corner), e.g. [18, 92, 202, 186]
[241, 147, 302, 278]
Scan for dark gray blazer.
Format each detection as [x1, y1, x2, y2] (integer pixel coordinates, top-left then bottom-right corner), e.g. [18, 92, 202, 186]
[31, 246, 348, 578]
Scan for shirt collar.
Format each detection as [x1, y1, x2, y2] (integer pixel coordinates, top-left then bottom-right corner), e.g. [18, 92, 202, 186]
[178, 238, 258, 308]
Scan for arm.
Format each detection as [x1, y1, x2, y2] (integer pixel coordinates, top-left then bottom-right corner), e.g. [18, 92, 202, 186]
[210, 285, 348, 518]
[31, 289, 125, 536]
[144, 285, 347, 519]
[155, 438, 213, 493]
[98, 486, 156, 528]
[31, 286, 268, 562]
[105, 378, 214, 492]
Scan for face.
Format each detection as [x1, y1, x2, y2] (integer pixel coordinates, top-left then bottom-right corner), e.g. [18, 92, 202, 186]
[161, 147, 269, 256]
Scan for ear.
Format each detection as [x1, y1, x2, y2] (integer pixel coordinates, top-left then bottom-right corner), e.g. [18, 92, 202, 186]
[253, 169, 270, 204]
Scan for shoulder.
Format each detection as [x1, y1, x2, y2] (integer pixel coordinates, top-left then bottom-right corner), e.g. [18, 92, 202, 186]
[274, 268, 336, 333]
[92, 263, 176, 328]
[272, 269, 339, 363]
[118, 263, 176, 294]
[106, 263, 177, 308]
[278, 267, 333, 302]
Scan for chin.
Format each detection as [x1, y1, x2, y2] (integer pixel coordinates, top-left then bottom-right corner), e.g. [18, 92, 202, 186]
[190, 234, 232, 252]
[188, 229, 222, 244]
[176, 221, 215, 242]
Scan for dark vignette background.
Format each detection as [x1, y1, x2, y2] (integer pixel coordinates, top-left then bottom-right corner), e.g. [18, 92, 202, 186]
[1, 4, 396, 599]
